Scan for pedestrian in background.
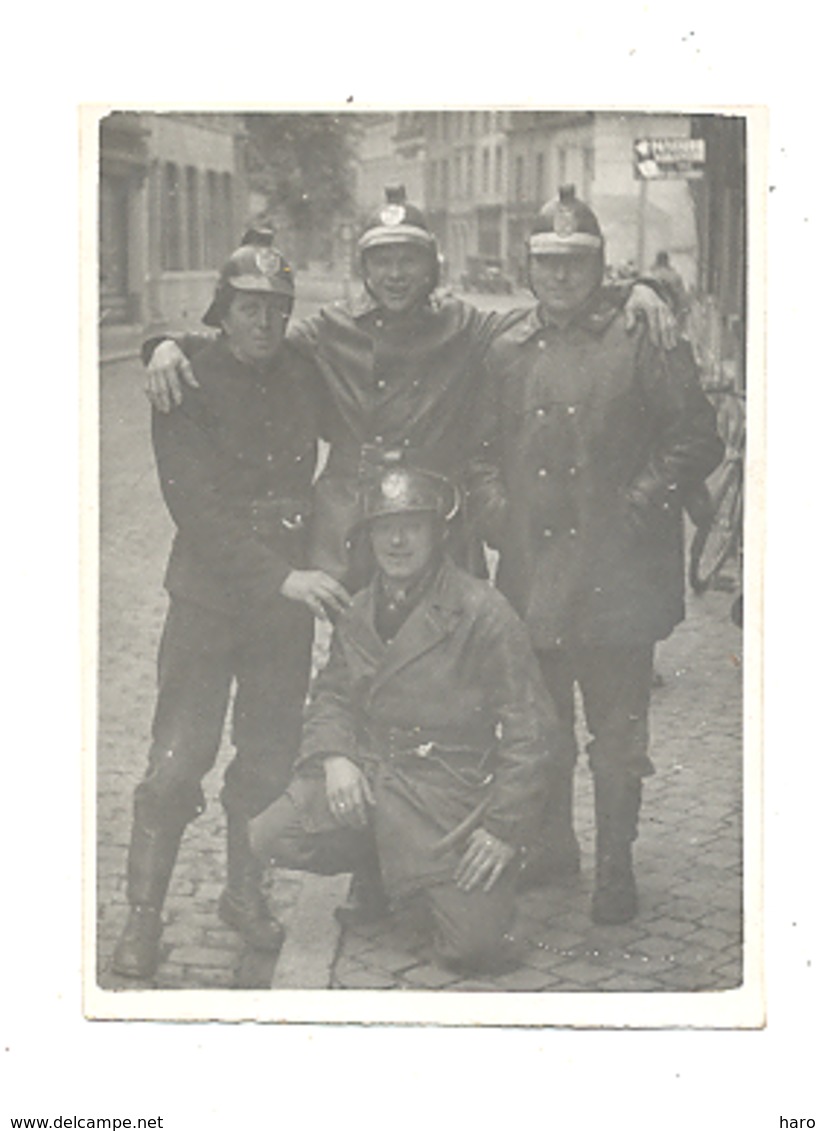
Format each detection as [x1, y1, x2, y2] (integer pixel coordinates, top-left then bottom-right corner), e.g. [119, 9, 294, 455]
[650, 250, 691, 336]
[112, 243, 350, 979]
[469, 187, 723, 924]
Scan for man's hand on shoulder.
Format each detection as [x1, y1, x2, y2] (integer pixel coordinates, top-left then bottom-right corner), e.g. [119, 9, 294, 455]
[280, 569, 352, 621]
[146, 340, 199, 413]
[624, 283, 678, 351]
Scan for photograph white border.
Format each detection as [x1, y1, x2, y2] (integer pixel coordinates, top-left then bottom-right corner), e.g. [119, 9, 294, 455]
[81, 103, 765, 1029]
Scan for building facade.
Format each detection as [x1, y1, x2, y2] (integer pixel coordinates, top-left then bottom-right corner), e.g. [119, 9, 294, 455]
[352, 110, 721, 294]
[99, 112, 249, 330]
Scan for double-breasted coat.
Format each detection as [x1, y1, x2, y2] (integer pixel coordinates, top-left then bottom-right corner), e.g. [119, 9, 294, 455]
[291, 557, 557, 899]
[153, 338, 319, 621]
[142, 338, 321, 821]
[469, 292, 723, 651]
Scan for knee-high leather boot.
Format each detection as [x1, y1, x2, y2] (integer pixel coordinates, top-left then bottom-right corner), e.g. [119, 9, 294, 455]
[219, 810, 285, 953]
[111, 818, 185, 979]
[591, 770, 643, 925]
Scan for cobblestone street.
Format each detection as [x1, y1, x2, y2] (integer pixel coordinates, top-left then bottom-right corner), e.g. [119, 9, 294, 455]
[95, 324, 744, 999]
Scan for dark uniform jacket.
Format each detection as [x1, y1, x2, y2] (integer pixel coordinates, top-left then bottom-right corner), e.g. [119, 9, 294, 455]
[292, 557, 556, 898]
[288, 290, 518, 580]
[152, 339, 318, 621]
[469, 292, 723, 650]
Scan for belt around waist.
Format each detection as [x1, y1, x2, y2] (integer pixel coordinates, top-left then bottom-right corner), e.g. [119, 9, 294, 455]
[362, 724, 493, 762]
[250, 496, 312, 536]
[325, 443, 429, 478]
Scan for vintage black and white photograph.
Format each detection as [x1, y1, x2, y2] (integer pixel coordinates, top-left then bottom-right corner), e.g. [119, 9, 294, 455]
[87, 107, 759, 1024]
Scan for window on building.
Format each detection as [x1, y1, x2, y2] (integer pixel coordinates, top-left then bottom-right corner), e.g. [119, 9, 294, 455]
[482, 148, 490, 194]
[494, 145, 503, 194]
[428, 160, 439, 202]
[221, 173, 233, 261]
[482, 111, 490, 134]
[442, 159, 450, 200]
[535, 152, 546, 203]
[454, 153, 462, 198]
[466, 149, 475, 197]
[444, 113, 452, 141]
[583, 147, 595, 198]
[161, 162, 183, 271]
[558, 147, 568, 186]
[185, 166, 200, 269]
[204, 171, 216, 267]
[515, 156, 525, 201]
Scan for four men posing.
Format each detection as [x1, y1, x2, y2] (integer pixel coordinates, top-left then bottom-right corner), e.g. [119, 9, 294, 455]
[112, 181, 721, 979]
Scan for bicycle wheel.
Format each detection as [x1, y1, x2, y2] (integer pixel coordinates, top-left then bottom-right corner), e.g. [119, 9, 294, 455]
[689, 461, 743, 594]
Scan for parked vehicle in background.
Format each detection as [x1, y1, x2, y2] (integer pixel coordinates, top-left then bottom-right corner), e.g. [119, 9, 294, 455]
[461, 256, 513, 294]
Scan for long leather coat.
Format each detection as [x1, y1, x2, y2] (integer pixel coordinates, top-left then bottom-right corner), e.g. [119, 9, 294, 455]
[152, 339, 318, 622]
[293, 558, 557, 898]
[289, 290, 516, 582]
[469, 293, 723, 650]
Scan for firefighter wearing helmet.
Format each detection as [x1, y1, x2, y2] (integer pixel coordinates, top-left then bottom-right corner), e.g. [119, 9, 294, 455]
[111, 238, 350, 980]
[144, 185, 675, 594]
[249, 464, 559, 975]
[468, 186, 723, 924]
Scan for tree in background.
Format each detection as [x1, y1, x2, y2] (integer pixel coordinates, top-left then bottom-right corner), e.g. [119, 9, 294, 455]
[245, 113, 363, 268]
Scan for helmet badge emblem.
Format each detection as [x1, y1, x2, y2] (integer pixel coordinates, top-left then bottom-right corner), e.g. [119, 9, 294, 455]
[380, 204, 406, 226]
[382, 471, 408, 501]
[553, 207, 576, 238]
[255, 248, 282, 277]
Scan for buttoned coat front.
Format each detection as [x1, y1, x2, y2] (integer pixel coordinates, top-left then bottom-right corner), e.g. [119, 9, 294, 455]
[469, 294, 723, 650]
[293, 558, 557, 898]
[289, 290, 517, 580]
[153, 339, 319, 622]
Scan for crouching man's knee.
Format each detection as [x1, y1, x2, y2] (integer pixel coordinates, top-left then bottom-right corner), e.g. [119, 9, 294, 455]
[427, 882, 519, 974]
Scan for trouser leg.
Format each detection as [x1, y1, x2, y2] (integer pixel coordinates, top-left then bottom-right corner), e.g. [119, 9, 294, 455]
[113, 600, 232, 978]
[334, 841, 390, 927]
[250, 777, 379, 940]
[219, 603, 314, 951]
[578, 645, 655, 924]
[250, 777, 376, 877]
[516, 649, 581, 887]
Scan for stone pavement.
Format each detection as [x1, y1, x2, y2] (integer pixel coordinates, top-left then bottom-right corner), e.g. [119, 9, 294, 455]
[95, 346, 744, 997]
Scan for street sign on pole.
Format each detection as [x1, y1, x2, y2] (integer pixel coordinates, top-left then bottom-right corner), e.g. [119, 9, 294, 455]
[633, 137, 706, 180]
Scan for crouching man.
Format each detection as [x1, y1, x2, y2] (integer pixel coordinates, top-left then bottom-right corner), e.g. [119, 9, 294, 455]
[250, 465, 557, 974]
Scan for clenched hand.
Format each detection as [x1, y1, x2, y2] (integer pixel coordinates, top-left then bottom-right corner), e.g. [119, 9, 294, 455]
[145, 340, 198, 412]
[624, 284, 678, 350]
[280, 570, 352, 620]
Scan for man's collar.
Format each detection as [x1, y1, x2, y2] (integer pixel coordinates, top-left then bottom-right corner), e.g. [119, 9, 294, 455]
[509, 288, 623, 344]
[348, 287, 383, 319]
[348, 285, 436, 323]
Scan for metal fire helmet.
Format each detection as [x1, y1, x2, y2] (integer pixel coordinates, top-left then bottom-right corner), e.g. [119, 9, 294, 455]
[202, 233, 295, 327]
[358, 185, 438, 257]
[360, 464, 460, 526]
[528, 184, 604, 256]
